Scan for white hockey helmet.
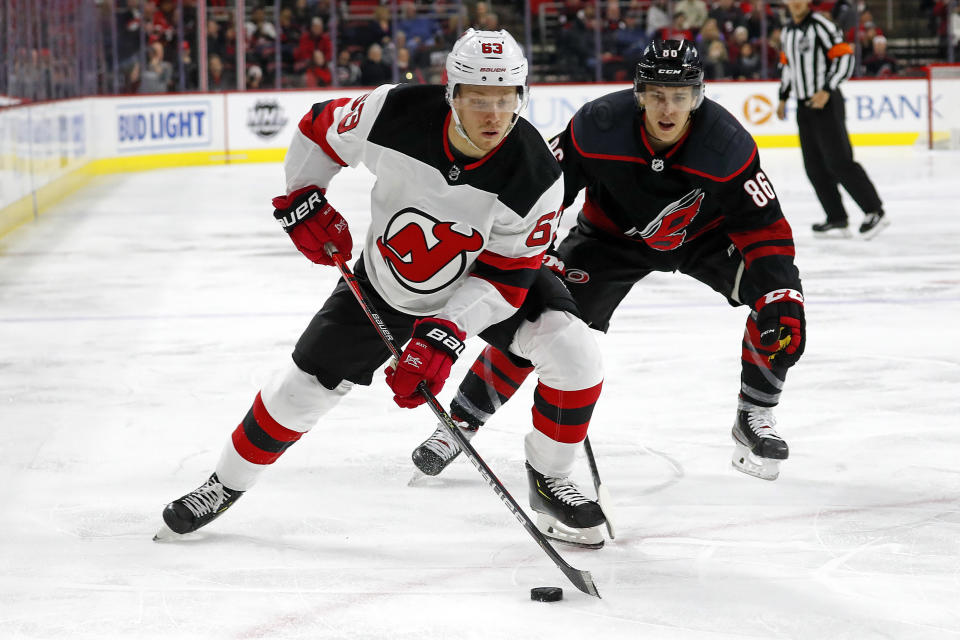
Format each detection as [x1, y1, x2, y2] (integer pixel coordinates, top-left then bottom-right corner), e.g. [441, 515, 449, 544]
[445, 29, 529, 146]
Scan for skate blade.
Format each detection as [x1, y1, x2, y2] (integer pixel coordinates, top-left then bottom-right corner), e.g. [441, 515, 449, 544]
[536, 513, 605, 549]
[731, 442, 781, 481]
[153, 523, 182, 542]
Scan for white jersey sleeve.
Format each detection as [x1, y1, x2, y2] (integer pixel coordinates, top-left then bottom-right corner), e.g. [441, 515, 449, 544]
[283, 84, 395, 193]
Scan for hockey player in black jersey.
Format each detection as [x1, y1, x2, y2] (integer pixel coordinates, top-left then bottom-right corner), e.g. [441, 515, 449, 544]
[413, 39, 806, 483]
[156, 29, 608, 547]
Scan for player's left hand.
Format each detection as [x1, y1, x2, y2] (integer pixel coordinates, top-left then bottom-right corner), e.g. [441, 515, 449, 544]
[385, 318, 466, 408]
[754, 288, 805, 368]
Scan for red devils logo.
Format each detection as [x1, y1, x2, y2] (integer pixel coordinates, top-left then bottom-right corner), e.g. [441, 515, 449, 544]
[376, 208, 484, 293]
[639, 189, 705, 251]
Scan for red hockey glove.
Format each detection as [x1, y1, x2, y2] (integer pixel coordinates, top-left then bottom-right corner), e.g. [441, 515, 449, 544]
[385, 318, 466, 408]
[754, 288, 806, 368]
[272, 186, 352, 265]
[542, 251, 566, 278]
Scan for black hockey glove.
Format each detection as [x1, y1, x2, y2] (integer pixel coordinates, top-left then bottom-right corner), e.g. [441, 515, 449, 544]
[754, 288, 805, 368]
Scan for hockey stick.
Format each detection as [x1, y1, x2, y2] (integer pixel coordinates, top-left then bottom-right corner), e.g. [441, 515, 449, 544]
[583, 436, 616, 540]
[326, 245, 600, 598]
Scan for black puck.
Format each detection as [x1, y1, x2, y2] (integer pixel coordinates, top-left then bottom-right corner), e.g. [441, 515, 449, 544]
[530, 586, 563, 602]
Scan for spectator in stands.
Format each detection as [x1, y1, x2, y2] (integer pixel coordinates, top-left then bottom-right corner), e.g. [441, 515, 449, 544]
[727, 25, 750, 63]
[658, 11, 694, 42]
[696, 18, 725, 59]
[208, 53, 234, 90]
[760, 25, 782, 78]
[294, 17, 332, 75]
[360, 43, 392, 86]
[732, 41, 762, 79]
[143, 1, 174, 48]
[278, 8, 303, 79]
[472, 2, 490, 29]
[481, 11, 500, 31]
[398, 1, 441, 52]
[247, 64, 264, 90]
[952, 2, 960, 49]
[612, 10, 650, 65]
[351, 5, 392, 50]
[117, 0, 144, 68]
[831, 0, 858, 33]
[176, 41, 198, 90]
[709, 0, 746, 38]
[645, 0, 672, 38]
[675, 0, 709, 30]
[336, 49, 362, 86]
[703, 39, 731, 79]
[744, 0, 780, 41]
[207, 19, 227, 61]
[856, 21, 881, 59]
[863, 35, 900, 76]
[304, 49, 332, 87]
[557, 6, 597, 81]
[140, 41, 173, 93]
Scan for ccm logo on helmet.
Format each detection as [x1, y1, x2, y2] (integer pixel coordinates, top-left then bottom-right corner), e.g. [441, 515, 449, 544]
[276, 191, 325, 229]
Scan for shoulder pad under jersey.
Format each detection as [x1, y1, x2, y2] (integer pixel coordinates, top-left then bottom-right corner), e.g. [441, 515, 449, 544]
[676, 98, 758, 182]
[569, 89, 642, 160]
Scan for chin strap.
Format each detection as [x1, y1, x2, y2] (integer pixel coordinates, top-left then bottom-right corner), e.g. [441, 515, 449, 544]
[449, 106, 486, 154]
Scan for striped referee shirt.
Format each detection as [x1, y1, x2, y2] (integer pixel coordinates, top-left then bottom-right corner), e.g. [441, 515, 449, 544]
[778, 10, 854, 101]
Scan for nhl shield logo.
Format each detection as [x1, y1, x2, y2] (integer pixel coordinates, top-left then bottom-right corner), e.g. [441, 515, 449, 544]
[448, 164, 461, 182]
[651, 158, 665, 172]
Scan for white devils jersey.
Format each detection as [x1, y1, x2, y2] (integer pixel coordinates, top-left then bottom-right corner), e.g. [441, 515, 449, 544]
[284, 84, 564, 337]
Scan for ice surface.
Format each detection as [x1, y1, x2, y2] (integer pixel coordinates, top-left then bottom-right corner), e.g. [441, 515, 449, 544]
[1, 147, 958, 639]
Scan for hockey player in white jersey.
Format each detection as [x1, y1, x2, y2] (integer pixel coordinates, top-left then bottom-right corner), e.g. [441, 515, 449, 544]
[157, 29, 608, 548]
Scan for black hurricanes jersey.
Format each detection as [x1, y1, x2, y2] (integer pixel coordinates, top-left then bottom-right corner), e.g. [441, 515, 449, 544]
[551, 89, 801, 305]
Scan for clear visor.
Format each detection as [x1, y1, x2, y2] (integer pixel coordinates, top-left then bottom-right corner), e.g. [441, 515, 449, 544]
[452, 89, 523, 114]
[636, 85, 702, 110]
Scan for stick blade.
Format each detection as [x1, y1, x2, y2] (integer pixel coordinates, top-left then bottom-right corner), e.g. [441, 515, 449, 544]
[560, 566, 601, 598]
[598, 484, 616, 540]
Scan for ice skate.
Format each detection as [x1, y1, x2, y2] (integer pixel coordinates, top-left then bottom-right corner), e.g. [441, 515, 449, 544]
[731, 402, 789, 481]
[526, 462, 605, 549]
[811, 220, 852, 238]
[154, 473, 244, 540]
[411, 420, 477, 476]
[859, 210, 889, 240]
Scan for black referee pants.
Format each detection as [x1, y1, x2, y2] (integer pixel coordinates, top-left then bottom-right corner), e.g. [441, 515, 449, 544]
[796, 89, 883, 224]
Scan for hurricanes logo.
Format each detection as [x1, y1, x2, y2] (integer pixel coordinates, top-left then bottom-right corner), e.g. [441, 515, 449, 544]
[376, 208, 484, 293]
[639, 189, 705, 251]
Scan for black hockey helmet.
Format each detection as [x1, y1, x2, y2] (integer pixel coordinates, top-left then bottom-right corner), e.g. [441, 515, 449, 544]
[635, 39, 705, 109]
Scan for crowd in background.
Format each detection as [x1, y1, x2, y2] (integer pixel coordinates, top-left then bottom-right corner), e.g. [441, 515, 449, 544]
[3, 0, 959, 100]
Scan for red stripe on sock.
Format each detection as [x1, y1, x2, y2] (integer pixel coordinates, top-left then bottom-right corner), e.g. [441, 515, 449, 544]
[231, 425, 282, 465]
[531, 407, 589, 443]
[252, 392, 304, 442]
[469, 359, 517, 398]
[534, 381, 603, 409]
[484, 346, 534, 383]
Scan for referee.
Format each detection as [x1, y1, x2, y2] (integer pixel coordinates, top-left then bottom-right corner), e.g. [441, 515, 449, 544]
[777, 0, 889, 239]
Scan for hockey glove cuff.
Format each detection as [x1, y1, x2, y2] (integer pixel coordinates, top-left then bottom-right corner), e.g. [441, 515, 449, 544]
[272, 186, 352, 265]
[385, 318, 466, 408]
[754, 288, 805, 368]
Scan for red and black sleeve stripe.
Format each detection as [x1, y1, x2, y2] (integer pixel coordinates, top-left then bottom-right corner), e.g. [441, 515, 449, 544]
[728, 218, 796, 269]
[470, 250, 543, 308]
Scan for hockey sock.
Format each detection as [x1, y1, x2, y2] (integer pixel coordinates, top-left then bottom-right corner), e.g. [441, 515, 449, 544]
[526, 380, 603, 477]
[231, 392, 305, 465]
[451, 345, 535, 426]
